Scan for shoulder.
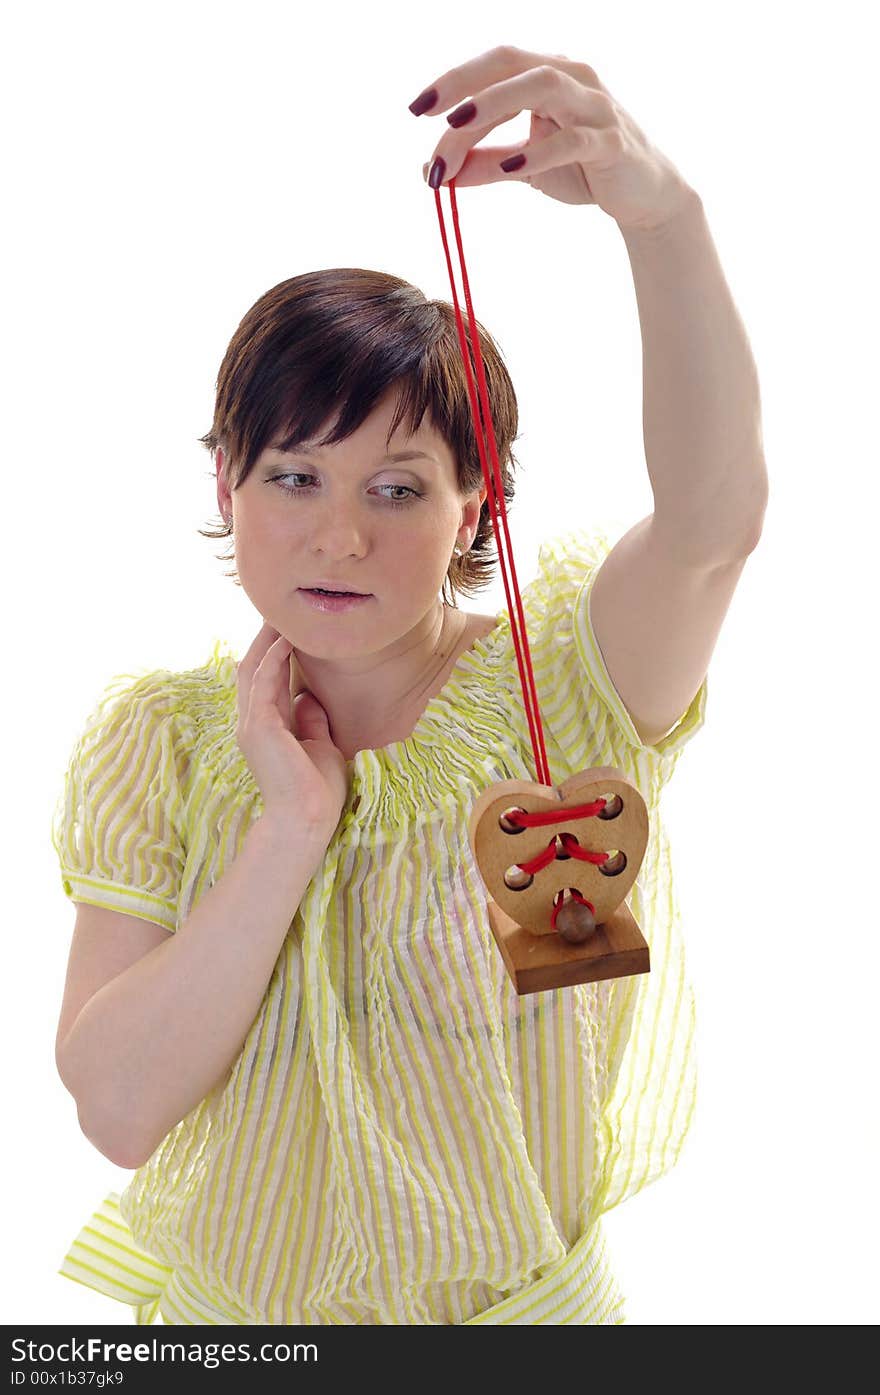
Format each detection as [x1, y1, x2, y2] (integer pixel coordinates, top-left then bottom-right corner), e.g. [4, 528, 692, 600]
[73, 666, 184, 746]
[76, 646, 235, 761]
[466, 612, 500, 643]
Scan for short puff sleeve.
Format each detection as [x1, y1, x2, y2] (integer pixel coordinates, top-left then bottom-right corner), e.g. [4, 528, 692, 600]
[51, 669, 193, 933]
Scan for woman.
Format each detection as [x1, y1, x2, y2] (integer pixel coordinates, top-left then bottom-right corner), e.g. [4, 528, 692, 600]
[52, 45, 767, 1324]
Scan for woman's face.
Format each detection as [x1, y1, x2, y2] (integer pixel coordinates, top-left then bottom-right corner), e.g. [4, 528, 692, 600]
[215, 387, 486, 664]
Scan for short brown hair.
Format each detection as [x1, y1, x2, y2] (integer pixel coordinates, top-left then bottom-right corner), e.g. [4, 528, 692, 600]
[197, 267, 521, 607]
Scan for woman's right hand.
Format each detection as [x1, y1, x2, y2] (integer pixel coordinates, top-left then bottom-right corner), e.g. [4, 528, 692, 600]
[236, 622, 349, 833]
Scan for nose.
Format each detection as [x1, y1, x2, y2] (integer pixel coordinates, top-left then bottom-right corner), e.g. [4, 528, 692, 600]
[307, 505, 369, 558]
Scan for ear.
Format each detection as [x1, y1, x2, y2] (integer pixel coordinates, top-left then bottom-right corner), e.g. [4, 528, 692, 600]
[462, 483, 488, 533]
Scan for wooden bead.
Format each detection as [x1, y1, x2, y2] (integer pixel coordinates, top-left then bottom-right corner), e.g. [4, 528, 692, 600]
[555, 899, 597, 944]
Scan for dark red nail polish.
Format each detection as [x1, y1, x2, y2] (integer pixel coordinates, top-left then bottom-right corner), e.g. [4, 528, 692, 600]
[447, 101, 476, 128]
[409, 87, 439, 116]
[428, 157, 446, 189]
[500, 154, 527, 173]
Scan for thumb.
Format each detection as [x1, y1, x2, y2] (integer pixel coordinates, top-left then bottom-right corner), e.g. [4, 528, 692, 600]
[292, 689, 333, 742]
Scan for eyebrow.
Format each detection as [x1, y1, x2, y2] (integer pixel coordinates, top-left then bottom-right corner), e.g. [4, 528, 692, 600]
[270, 446, 436, 464]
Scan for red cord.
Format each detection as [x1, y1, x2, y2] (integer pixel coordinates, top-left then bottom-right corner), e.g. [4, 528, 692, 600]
[433, 179, 552, 787]
[433, 182, 612, 935]
[507, 800, 610, 873]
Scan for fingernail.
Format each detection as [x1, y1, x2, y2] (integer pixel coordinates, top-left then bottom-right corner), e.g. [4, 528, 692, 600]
[408, 87, 439, 116]
[428, 157, 446, 189]
[447, 101, 476, 128]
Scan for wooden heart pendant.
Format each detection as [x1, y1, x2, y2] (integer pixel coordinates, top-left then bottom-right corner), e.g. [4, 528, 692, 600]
[468, 765, 651, 995]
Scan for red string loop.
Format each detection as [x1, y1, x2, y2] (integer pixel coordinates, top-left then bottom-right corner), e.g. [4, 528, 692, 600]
[507, 799, 608, 827]
[433, 180, 552, 786]
[516, 833, 610, 877]
[433, 181, 609, 940]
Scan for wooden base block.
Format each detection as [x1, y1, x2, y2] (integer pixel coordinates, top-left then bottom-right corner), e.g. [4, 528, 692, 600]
[486, 897, 650, 994]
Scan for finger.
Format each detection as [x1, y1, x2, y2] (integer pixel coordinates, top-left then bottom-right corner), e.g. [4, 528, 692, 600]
[291, 689, 329, 742]
[238, 622, 278, 672]
[424, 145, 529, 188]
[410, 43, 596, 119]
[259, 634, 293, 670]
[248, 638, 293, 718]
[422, 126, 585, 190]
[475, 123, 617, 189]
[424, 67, 612, 187]
[237, 631, 290, 705]
[237, 630, 269, 700]
[271, 637, 294, 713]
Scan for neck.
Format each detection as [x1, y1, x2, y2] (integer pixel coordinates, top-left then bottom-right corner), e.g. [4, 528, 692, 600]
[288, 601, 466, 754]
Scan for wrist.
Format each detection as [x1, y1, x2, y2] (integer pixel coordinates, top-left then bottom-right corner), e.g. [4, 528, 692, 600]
[618, 182, 703, 244]
[253, 808, 337, 854]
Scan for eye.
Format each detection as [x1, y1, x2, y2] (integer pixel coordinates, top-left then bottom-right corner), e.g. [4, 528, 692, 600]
[269, 474, 423, 509]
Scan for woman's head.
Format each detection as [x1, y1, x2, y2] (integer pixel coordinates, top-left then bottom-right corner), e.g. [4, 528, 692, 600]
[198, 267, 520, 610]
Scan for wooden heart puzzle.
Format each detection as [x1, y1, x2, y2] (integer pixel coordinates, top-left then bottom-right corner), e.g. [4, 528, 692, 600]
[468, 765, 651, 994]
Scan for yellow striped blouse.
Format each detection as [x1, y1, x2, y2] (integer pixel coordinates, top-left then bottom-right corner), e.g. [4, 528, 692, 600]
[52, 526, 708, 1325]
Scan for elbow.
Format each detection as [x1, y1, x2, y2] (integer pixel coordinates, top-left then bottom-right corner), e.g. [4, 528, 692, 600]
[56, 1045, 149, 1169]
[57, 1062, 150, 1169]
[56, 1046, 164, 1170]
[743, 509, 766, 556]
[75, 1101, 149, 1170]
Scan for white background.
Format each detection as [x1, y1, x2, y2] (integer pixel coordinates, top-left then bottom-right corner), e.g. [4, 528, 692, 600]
[4, 0, 878, 1326]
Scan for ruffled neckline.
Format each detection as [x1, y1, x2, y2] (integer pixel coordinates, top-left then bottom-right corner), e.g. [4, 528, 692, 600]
[189, 609, 518, 825]
[342, 610, 511, 769]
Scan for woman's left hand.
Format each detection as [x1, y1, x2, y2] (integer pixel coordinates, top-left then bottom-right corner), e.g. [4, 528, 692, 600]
[411, 44, 697, 234]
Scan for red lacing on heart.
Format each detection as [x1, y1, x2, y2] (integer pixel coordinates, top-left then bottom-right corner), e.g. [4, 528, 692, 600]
[506, 800, 611, 929]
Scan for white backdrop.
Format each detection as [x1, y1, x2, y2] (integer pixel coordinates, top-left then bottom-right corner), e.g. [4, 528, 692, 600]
[5, 0, 878, 1326]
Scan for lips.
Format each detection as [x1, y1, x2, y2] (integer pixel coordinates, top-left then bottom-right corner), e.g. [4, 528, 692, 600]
[301, 586, 369, 596]
[299, 588, 372, 611]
